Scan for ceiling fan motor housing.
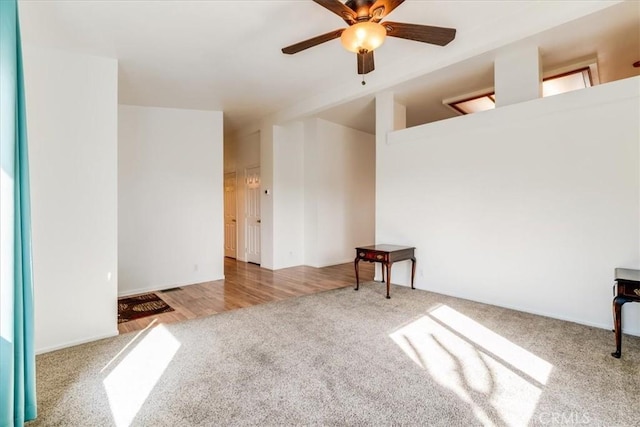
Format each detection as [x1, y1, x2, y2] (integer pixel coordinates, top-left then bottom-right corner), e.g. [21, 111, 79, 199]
[345, 0, 379, 20]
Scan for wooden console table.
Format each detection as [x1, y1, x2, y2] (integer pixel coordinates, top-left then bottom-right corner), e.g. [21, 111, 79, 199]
[612, 268, 640, 358]
[354, 245, 416, 299]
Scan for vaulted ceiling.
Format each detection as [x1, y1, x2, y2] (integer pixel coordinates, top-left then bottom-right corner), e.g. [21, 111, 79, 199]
[19, 1, 639, 136]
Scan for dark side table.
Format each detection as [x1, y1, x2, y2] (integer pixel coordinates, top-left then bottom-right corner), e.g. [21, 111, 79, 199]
[612, 268, 640, 358]
[354, 245, 416, 299]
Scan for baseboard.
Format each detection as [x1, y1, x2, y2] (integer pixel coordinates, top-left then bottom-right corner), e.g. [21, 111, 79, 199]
[310, 258, 354, 269]
[118, 277, 224, 297]
[36, 329, 119, 354]
[401, 283, 640, 337]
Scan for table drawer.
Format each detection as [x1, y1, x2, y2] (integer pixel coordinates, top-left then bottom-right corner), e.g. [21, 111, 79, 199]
[357, 250, 388, 262]
[619, 282, 640, 298]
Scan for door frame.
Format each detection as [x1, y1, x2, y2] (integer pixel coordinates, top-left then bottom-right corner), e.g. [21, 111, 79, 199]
[223, 172, 237, 259]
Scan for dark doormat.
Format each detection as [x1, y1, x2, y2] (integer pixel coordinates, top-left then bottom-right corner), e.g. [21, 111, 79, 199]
[118, 293, 174, 324]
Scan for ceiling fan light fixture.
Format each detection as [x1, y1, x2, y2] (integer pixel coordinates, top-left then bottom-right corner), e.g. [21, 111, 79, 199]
[340, 21, 387, 53]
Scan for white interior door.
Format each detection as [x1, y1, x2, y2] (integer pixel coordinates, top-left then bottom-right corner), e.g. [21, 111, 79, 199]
[224, 173, 237, 258]
[245, 167, 261, 264]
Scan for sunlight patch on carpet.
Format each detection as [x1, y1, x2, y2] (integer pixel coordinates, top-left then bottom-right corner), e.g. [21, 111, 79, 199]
[100, 320, 158, 374]
[429, 305, 553, 385]
[390, 305, 553, 427]
[103, 324, 180, 426]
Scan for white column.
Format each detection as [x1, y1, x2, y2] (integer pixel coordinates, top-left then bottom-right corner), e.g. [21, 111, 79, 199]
[374, 92, 406, 279]
[394, 102, 407, 131]
[376, 92, 394, 135]
[259, 123, 275, 270]
[303, 119, 319, 267]
[494, 44, 542, 107]
[272, 122, 305, 270]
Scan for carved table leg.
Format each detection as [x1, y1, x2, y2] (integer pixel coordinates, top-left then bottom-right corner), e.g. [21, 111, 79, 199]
[410, 257, 416, 289]
[612, 295, 627, 358]
[354, 257, 360, 291]
[385, 262, 391, 299]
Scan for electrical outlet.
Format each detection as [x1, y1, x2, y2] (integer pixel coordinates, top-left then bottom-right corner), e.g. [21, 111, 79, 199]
[194, 264, 199, 272]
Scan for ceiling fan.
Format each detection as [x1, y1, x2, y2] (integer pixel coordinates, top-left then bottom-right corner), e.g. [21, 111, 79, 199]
[282, 0, 456, 78]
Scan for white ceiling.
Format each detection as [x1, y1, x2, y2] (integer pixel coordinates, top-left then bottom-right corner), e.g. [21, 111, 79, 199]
[18, 0, 639, 136]
[318, 0, 640, 133]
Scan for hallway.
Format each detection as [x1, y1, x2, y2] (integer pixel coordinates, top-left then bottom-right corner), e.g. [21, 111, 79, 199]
[118, 258, 374, 334]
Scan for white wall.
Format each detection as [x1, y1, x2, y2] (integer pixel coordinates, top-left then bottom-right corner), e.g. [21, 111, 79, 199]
[259, 118, 375, 270]
[118, 105, 223, 296]
[378, 77, 640, 335]
[304, 119, 375, 268]
[24, 46, 118, 353]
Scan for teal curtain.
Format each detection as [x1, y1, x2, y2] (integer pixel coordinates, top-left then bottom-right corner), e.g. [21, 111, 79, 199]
[0, 0, 37, 425]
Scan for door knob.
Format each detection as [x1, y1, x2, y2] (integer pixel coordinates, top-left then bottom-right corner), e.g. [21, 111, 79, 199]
[257, 219, 261, 223]
[232, 219, 236, 222]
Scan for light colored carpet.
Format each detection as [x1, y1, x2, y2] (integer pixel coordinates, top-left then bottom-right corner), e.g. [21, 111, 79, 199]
[28, 282, 640, 426]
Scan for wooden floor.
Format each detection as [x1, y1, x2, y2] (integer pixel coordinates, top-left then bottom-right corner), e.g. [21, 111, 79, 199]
[118, 258, 374, 334]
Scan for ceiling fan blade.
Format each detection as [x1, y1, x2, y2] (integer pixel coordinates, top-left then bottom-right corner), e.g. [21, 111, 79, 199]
[313, 0, 357, 24]
[357, 51, 375, 74]
[369, 0, 405, 22]
[383, 21, 456, 46]
[282, 29, 345, 54]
